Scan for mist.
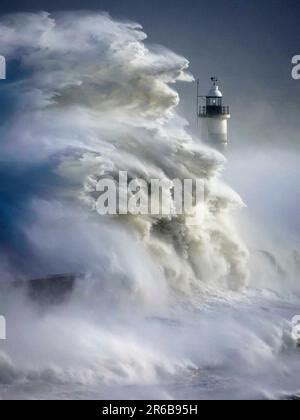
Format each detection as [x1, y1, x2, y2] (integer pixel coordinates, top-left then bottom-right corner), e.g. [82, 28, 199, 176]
[0, 11, 299, 400]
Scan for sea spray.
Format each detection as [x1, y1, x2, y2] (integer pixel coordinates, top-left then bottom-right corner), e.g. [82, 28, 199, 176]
[0, 11, 298, 400]
[0, 11, 249, 294]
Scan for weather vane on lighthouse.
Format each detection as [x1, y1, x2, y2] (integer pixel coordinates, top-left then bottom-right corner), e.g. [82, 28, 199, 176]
[197, 77, 230, 151]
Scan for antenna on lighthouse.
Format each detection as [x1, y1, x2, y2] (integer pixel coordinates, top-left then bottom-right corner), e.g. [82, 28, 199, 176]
[196, 78, 206, 128]
[211, 76, 218, 85]
[196, 79, 200, 128]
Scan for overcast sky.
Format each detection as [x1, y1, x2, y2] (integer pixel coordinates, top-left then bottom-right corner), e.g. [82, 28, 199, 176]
[0, 0, 299, 149]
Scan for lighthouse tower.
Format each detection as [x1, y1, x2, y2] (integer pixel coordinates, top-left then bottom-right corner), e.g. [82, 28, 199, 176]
[198, 77, 230, 150]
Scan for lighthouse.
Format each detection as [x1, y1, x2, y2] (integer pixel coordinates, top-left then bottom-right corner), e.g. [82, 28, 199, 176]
[197, 77, 230, 150]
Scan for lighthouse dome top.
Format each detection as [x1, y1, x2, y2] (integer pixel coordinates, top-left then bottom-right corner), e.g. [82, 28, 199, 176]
[207, 85, 223, 98]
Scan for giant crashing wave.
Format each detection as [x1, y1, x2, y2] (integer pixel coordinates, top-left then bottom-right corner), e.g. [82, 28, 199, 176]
[0, 11, 249, 300]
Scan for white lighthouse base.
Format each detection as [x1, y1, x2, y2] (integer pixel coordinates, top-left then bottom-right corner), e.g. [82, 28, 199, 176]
[201, 116, 230, 151]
